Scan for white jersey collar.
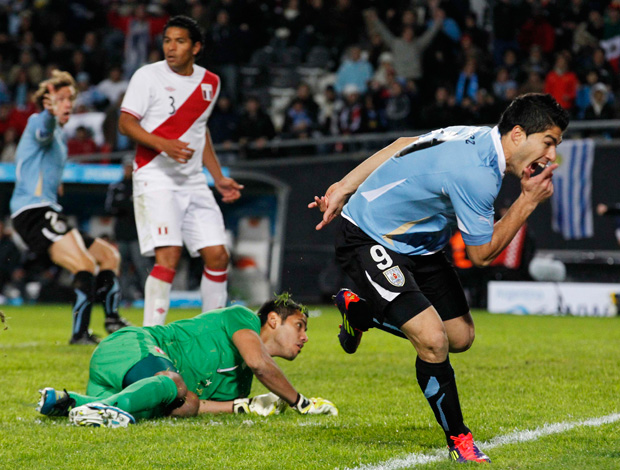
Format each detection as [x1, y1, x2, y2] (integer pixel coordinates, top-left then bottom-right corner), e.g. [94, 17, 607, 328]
[491, 126, 506, 177]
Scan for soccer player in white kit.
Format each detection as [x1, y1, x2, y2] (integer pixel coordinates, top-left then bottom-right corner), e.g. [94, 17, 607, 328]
[119, 16, 243, 326]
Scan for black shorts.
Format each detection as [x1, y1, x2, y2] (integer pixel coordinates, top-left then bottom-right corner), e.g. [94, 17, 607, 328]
[12, 206, 94, 254]
[335, 218, 469, 327]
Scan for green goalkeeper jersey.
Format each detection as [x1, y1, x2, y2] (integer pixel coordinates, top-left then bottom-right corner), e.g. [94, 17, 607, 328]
[145, 305, 261, 401]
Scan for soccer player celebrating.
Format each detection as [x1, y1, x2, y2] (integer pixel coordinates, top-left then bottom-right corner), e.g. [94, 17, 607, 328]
[37, 294, 338, 427]
[119, 15, 243, 326]
[10, 70, 130, 345]
[309, 93, 569, 463]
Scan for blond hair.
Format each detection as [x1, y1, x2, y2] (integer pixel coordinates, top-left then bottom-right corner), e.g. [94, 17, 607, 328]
[33, 70, 77, 109]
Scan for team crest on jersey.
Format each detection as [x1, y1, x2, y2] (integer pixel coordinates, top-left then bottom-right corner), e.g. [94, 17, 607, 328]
[383, 266, 405, 287]
[157, 225, 169, 236]
[165, 86, 175, 92]
[153, 346, 165, 355]
[201, 83, 213, 101]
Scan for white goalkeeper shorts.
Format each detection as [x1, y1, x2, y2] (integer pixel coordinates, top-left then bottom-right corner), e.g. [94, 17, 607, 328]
[134, 187, 227, 257]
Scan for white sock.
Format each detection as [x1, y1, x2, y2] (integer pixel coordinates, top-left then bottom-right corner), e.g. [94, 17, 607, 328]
[143, 265, 175, 326]
[200, 267, 228, 312]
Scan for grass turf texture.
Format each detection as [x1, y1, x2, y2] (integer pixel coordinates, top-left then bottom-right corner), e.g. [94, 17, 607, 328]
[0, 304, 619, 470]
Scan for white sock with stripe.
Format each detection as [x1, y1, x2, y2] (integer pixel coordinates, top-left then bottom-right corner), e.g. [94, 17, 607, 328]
[200, 267, 228, 312]
[143, 265, 175, 326]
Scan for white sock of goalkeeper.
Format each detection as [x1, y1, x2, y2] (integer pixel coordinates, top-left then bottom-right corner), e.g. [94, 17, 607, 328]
[143, 265, 175, 326]
[200, 266, 228, 312]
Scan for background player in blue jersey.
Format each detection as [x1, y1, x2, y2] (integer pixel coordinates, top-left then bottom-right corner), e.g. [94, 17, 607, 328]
[310, 93, 569, 463]
[10, 70, 130, 345]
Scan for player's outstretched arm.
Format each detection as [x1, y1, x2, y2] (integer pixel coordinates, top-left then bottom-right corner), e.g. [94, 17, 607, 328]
[118, 112, 195, 164]
[231, 329, 338, 416]
[309, 137, 418, 230]
[466, 163, 558, 266]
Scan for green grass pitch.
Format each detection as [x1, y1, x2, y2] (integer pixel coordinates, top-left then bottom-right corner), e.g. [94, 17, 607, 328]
[0, 303, 619, 469]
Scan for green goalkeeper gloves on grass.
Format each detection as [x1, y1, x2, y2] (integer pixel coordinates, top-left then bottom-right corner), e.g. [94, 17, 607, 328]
[233, 392, 338, 416]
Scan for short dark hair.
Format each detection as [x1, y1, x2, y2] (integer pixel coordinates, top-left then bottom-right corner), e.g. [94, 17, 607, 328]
[257, 293, 308, 326]
[164, 15, 203, 54]
[498, 93, 569, 136]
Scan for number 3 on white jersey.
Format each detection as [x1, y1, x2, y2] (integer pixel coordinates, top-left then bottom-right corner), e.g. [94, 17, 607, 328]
[370, 245, 393, 270]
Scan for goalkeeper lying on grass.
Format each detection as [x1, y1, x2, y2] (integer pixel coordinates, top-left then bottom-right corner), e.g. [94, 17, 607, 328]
[36, 294, 338, 427]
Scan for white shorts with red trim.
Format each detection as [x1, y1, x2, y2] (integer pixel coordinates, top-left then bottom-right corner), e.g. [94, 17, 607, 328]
[134, 187, 226, 257]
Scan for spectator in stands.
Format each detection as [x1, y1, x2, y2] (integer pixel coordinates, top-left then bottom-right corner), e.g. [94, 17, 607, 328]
[520, 45, 549, 79]
[16, 30, 45, 65]
[209, 95, 239, 146]
[384, 80, 412, 131]
[73, 72, 109, 112]
[80, 31, 106, 84]
[1, 127, 17, 162]
[362, 92, 387, 133]
[573, 9, 605, 53]
[603, 2, 620, 39]
[8, 50, 42, 87]
[363, 8, 443, 87]
[455, 59, 479, 105]
[584, 82, 615, 120]
[588, 47, 616, 88]
[556, 0, 589, 51]
[282, 98, 316, 140]
[544, 52, 579, 111]
[518, 71, 545, 96]
[372, 52, 397, 88]
[10, 67, 32, 108]
[337, 84, 364, 136]
[575, 70, 601, 119]
[492, 67, 518, 103]
[518, 7, 556, 56]
[47, 32, 75, 72]
[326, 0, 363, 60]
[236, 96, 276, 160]
[334, 45, 373, 96]
[317, 84, 341, 137]
[461, 11, 488, 51]
[67, 125, 99, 156]
[105, 156, 153, 302]
[97, 65, 128, 107]
[492, 0, 525, 65]
[289, 82, 319, 123]
[422, 85, 458, 129]
[204, 9, 243, 104]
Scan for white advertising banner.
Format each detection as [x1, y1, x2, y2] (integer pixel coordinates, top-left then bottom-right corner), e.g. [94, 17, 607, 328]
[487, 281, 620, 317]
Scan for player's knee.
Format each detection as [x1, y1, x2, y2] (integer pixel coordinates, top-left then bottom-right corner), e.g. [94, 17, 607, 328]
[448, 325, 476, 353]
[95, 242, 121, 270]
[203, 246, 229, 270]
[156, 370, 188, 399]
[417, 330, 449, 361]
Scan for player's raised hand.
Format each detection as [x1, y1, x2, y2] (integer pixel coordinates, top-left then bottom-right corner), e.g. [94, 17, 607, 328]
[215, 176, 244, 203]
[308, 181, 349, 230]
[42, 84, 58, 116]
[292, 394, 338, 416]
[160, 139, 195, 164]
[521, 162, 558, 204]
[233, 393, 286, 416]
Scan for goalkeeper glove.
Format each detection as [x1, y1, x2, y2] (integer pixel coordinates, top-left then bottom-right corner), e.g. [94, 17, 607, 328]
[233, 393, 286, 417]
[291, 393, 338, 416]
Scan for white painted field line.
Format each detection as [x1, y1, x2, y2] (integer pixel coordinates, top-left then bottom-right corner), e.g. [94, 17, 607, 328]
[346, 413, 620, 470]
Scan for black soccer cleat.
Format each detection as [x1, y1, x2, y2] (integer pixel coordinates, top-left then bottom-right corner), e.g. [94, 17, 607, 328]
[333, 288, 366, 354]
[104, 315, 132, 334]
[69, 332, 101, 345]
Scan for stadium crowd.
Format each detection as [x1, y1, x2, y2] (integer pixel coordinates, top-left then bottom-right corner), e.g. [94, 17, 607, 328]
[0, 0, 619, 162]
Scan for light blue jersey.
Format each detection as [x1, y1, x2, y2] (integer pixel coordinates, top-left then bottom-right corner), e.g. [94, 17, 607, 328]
[342, 126, 506, 256]
[10, 110, 67, 217]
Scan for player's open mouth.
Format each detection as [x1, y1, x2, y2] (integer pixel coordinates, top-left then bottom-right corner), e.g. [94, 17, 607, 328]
[529, 160, 548, 172]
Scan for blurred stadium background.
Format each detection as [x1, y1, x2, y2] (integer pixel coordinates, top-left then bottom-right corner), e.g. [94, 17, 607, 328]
[0, 0, 619, 313]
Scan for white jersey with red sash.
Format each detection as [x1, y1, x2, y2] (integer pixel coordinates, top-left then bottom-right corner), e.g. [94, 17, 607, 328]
[121, 60, 220, 196]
